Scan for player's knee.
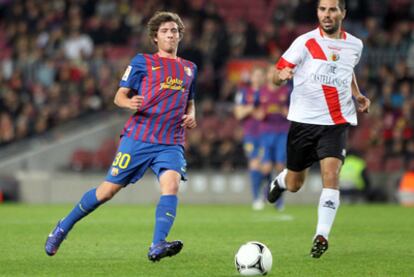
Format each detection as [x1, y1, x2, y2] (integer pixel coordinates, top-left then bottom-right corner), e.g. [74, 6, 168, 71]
[99, 191, 115, 202]
[159, 170, 181, 194]
[96, 183, 121, 202]
[161, 183, 179, 194]
[97, 190, 116, 202]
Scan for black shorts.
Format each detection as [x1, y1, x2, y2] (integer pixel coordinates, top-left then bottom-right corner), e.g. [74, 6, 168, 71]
[286, 121, 350, 171]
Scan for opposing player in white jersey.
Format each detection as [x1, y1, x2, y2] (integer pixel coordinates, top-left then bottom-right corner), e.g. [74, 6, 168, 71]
[267, 0, 370, 258]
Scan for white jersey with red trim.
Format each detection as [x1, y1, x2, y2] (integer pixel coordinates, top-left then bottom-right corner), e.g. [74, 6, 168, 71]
[276, 27, 363, 126]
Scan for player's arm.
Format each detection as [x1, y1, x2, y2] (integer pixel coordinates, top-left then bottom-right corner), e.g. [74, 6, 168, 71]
[114, 87, 144, 111]
[234, 104, 255, 120]
[273, 67, 294, 86]
[182, 99, 197, 129]
[273, 36, 304, 86]
[116, 54, 147, 111]
[234, 88, 255, 120]
[351, 72, 370, 113]
[252, 107, 266, 121]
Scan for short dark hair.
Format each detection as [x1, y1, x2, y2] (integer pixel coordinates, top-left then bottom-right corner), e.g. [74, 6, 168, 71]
[147, 11, 185, 45]
[317, 0, 346, 11]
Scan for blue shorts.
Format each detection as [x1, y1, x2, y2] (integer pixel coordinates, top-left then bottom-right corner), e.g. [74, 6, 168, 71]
[260, 132, 288, 164]
[243, 136, 261, 160]
[105, 136, 187, 186]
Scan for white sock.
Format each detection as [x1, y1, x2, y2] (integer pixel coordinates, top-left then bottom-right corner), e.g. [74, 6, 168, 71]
[276, 169, 288, 189]
[315, 188, 340, 240]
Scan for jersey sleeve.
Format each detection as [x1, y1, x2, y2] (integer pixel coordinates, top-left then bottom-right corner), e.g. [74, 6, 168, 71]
[119, 54, 147, 92]
[275, 36, 306, 70]
[188, 64, 198, 100]
[354, 39, 364, 66]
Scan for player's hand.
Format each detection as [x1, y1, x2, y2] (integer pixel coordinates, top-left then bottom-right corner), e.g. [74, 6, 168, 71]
[181, 114, 197, 129]
[355, 94, 370, 113]
[128, 95, 144, 110]
[253, 108, 266, 120]
[279, 67, 294, 81]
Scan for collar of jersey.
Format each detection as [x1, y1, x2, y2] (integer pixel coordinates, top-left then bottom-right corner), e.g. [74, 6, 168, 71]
[318, 26, 347, 40]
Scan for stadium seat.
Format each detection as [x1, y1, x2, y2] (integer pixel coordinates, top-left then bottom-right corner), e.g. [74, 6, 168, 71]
[384, 157, 405, 172]
[364, 146, 385, 172]
[92, 138, 118, 170]
[70, 149, 94, 171]
[105, 46, 136, 61]
[210, 0, 270, 29]
[349, 127, 372, 151]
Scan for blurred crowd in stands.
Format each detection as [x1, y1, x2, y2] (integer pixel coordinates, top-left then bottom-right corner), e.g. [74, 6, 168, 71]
[0, 0, 413, 172]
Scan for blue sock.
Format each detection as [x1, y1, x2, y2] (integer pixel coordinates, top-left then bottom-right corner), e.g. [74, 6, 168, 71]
[60, 188, 102, 233]
[152, 195, 178, 245]
[250, 170, 263, 200]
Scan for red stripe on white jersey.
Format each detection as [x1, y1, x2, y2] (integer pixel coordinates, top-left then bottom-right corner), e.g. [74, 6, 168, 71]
[305, 39, 347, 124]
[305, 38, 327, 60]
[321, 85, 347, 124]
[276, 57, 296, 70]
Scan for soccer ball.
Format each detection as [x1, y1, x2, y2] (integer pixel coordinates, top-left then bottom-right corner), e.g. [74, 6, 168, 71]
[234, 241, 273, 276]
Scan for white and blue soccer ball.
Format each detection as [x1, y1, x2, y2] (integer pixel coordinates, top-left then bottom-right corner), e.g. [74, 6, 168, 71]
[235, 241, 273, 276]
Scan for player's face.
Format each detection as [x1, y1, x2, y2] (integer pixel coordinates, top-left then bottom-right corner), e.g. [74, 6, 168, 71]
[251, 68, 266, 88]
[317, 0, 345, 35]
[155, 21, 181, 54]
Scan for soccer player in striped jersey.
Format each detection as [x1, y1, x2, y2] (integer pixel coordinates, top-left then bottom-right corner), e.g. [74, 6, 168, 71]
[234, 66, 266, 210]
[257, 65, 290, 210]
[45, 12, 198, 262]
[267, 0, 370, 258]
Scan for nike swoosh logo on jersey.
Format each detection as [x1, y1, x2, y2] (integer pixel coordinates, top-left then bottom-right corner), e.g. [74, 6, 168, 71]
[152, 66, 162, 71]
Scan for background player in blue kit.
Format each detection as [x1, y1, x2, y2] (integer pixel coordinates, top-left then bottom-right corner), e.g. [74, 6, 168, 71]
[257, 65, 290, 210]
[45, 11, 198, 262]
[234, 67, 267, 210]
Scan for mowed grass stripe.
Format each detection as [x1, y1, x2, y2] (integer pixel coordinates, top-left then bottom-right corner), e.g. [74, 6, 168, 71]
[0, 204, 413, 276]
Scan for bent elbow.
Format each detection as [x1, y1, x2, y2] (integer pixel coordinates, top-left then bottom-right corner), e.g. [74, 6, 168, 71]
[113, 95, 121, 107]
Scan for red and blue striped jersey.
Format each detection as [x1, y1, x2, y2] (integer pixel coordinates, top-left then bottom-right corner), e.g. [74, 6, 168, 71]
[258, 85, 290, 134]
[235, 86, 261, 138]
[119, 53, 197, 146]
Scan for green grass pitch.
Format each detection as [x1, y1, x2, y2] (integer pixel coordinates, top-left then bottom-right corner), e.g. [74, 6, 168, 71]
[1, 204, 413, 276]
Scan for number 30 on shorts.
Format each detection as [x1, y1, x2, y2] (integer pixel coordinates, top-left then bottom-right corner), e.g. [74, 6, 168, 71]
[112, 152, 131, 169]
